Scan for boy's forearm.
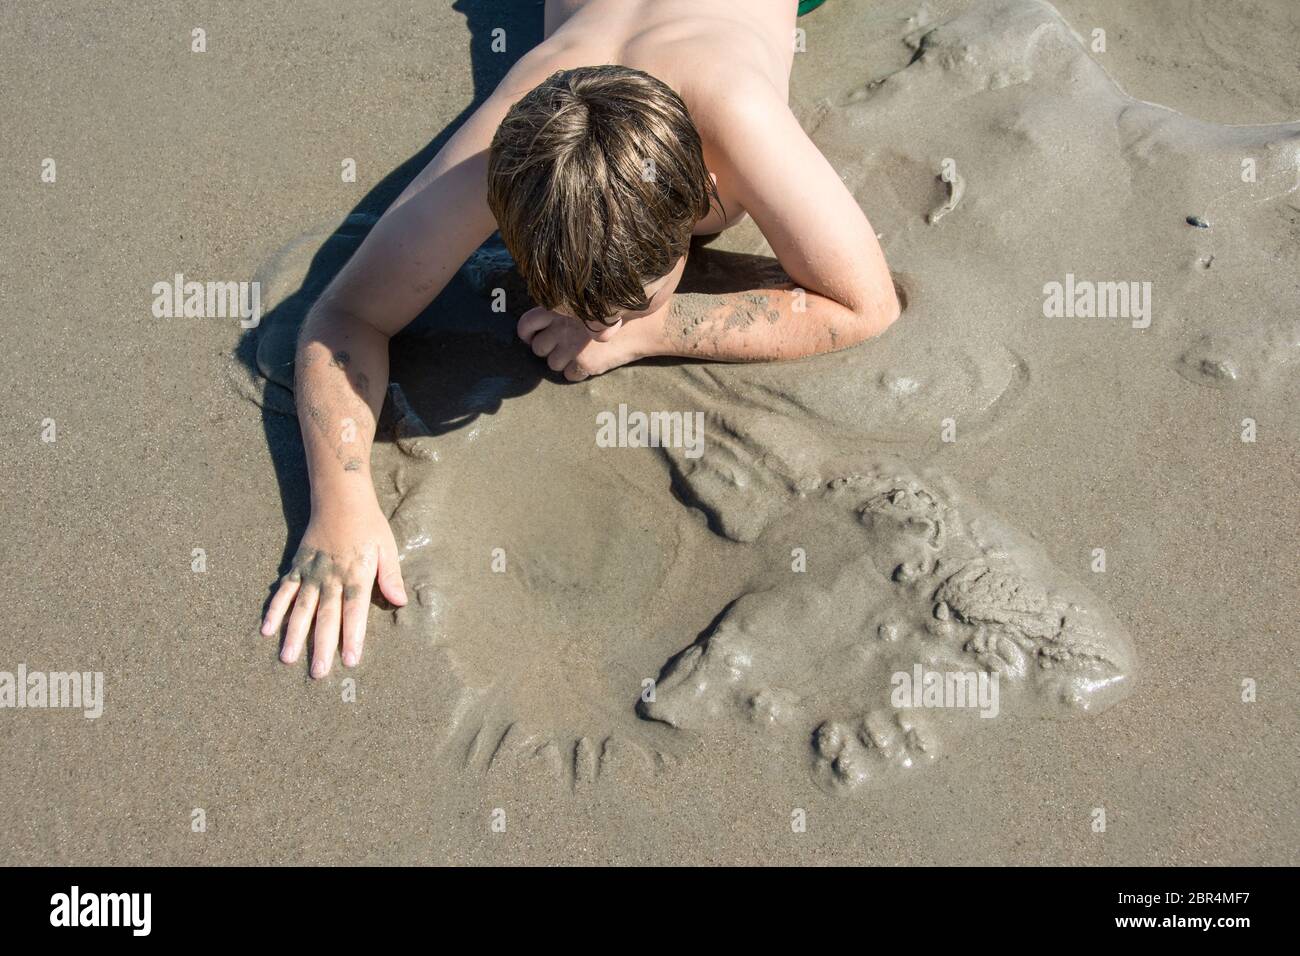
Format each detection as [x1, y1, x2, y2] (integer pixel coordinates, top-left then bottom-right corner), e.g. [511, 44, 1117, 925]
[294, 307, 389, 511]
[654, 286, 898, 363]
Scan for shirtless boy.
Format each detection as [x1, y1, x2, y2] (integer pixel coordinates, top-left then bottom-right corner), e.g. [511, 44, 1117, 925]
[261, 0, 900, 677]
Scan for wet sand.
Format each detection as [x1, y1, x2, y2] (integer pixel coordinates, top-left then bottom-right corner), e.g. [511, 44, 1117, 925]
[1, 0, 1296, 864]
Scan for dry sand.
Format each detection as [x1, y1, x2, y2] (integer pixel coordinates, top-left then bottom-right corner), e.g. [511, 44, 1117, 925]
[1, 0, 1296, 864]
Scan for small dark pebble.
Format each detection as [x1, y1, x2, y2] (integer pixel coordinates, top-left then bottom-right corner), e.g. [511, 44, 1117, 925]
[1186, 216, 1209, 229]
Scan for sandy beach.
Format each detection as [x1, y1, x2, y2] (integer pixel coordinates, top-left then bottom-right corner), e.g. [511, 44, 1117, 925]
[1, 0, 1296, 865]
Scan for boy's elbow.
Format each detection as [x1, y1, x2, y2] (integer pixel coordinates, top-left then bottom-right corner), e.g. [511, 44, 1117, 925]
[302, 300, 389, 345]
[845, 280, 902, 344]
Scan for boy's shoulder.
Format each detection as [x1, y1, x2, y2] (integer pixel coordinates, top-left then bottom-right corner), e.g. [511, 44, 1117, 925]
[685, 66, 788, 130]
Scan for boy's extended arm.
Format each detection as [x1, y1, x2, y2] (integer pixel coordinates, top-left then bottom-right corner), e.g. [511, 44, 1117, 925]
[261, 86, 512, 676]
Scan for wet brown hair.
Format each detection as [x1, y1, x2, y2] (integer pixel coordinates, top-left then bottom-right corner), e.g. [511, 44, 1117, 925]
[487, 65, 720, 327]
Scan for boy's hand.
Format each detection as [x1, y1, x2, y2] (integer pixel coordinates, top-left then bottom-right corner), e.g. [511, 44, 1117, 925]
[518, 307, 651, 381]
[261, 500, 407, 678]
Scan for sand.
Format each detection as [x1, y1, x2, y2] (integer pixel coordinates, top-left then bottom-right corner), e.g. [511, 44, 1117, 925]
[1, 0, 1296, 864]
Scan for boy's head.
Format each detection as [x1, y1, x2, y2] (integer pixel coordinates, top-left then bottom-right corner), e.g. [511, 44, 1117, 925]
[487, 65, 719, 329]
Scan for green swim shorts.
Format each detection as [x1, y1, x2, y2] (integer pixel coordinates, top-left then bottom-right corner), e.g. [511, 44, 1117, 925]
[797, 0, 828, 15]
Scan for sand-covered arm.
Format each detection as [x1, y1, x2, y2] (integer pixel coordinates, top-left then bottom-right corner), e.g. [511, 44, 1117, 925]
[653, 285, 870, 362]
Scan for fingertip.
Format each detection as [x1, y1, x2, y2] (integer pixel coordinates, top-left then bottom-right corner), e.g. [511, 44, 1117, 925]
[517, 309, 544, 341]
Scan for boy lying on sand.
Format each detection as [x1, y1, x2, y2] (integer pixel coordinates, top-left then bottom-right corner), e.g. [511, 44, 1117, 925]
[261, 0, 900, 676]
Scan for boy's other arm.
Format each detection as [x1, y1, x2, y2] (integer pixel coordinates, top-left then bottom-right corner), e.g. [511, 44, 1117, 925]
[655, 85, 899, 362]
[262, 86, 511, 675]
